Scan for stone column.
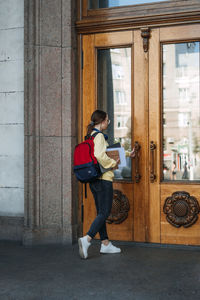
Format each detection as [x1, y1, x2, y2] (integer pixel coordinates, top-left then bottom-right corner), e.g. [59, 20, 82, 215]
[24, 0, 78, 245]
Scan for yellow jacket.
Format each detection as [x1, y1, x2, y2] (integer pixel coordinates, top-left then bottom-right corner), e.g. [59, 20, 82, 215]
[92, 131, 117, 182]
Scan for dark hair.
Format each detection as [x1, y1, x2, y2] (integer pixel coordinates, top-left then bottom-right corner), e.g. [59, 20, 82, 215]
[86, 110, 107, 136]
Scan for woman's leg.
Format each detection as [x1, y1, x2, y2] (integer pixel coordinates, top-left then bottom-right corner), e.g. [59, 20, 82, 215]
[87, 180, 113, 240]
[90, 186, 108, 241]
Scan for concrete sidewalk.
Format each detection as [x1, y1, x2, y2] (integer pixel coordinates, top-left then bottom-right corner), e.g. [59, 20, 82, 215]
[0, 241, 200, 300]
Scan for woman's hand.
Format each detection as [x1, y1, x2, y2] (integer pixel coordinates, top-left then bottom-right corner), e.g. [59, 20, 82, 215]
[112, 158, 120, 170]
[116, 158, 120, 164]
[130, 148, 135, 158]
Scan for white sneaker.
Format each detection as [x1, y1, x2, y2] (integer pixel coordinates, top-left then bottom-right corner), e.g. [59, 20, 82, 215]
[78, 236, 91, 259]
[100, 242, 121, 254]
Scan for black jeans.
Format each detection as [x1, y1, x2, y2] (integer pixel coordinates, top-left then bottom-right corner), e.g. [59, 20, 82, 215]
[87, 179, 113, 241]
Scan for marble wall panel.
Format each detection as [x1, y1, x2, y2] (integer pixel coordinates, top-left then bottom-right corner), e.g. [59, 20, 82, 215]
[0, 0, 24, 29]
[40, 0, 62, 47]
[40, 47, 62, 137]
[70, 49, 78, 137]
[0, 156, 24, 187]
[0, 92, 24, 123]
[24, 136, 40, 228]
[0, 188, 24, 216]
[62, 47, 74, 137]
[0, 60, 24, 92]
[24, 45, 40, 136]
[24, 0, 35, 45]
[62, 73, 77, 137]
[0, 125, 24, 156]
[62, 94, 72, 138]
[62, 0, 72, 48]
[0, 0, 24, 220]
[62, 25, 72, 48]
[61, 0, 77, 48]
[62, 47, 72, 76]
[40, 137, 62, 226]
[0, 28, 24, 61]
[62, 136, 77, 224]
[23, 0, 78, 244]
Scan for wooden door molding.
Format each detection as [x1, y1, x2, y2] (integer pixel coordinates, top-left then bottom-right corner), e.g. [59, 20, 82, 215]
[148, 28, 161, 243]
[160, 24, 200, 42]
[133, 30, 149, 242]
[82, 34, 96, 138]
[77, 0, 200, 34]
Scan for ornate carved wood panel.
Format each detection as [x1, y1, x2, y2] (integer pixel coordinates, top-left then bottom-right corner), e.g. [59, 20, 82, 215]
[107, 190, 130, 224]
[163, 191, 200, 228]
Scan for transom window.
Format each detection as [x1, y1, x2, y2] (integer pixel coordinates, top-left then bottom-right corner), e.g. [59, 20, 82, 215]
[88, 0, 169, 9]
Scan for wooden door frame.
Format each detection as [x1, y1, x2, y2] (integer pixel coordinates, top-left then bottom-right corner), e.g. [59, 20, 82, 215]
[81, 31, 136, 241]
[77, 0, 200, 242]
[148, 24, 200, 245]
[77, 0, 200, 34]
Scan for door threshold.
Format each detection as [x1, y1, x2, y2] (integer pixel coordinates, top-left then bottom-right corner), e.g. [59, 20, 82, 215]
[92, 239, 200, 251]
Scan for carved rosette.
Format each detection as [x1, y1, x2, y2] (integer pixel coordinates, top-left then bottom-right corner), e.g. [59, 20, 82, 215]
[107, 190, 130, 224]
[163, 191, 200, 228]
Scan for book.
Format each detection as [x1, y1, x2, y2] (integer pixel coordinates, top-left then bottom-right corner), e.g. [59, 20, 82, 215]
[106, 147, 127, 169]
[106, 150, 120, 169]
[107, 142, 121, 149]
[106, 150, 120, 161]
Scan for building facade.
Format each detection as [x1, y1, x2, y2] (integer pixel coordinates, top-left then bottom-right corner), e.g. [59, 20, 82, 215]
[0, 0, 200, 245]
[0, 0, 78, 245]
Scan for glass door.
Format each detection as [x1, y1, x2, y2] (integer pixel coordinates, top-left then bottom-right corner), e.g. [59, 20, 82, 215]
[82, 24, 200, 245]
[82, 32, 137, 241]
[149, 24, 200, 245]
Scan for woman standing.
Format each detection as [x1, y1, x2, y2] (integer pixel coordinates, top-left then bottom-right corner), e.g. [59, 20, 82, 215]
[78, 110, 135, 259]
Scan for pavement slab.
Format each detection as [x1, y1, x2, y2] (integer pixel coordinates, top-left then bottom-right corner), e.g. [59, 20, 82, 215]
[0, 241, 200, 300]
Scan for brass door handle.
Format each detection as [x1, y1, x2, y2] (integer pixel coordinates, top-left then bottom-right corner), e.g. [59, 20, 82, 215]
[134, 141, 141, 183]
[150, 141, 156, 183]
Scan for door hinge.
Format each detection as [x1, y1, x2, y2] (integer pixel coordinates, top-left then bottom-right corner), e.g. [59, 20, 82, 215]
[81, 203, 84, 222]
[81, 50, 84, 69]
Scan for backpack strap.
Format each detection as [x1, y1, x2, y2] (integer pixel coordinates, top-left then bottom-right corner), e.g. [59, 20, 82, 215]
[85, 131, 100, 140]
[91, 132, 100, 138]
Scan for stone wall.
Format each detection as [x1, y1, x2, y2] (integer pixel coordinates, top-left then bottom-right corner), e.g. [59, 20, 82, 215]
[23, 0, 78, 245]
[0, 0, 24, 221]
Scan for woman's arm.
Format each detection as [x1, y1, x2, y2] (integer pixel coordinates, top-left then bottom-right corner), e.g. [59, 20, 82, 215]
[94, 134, 117, 169]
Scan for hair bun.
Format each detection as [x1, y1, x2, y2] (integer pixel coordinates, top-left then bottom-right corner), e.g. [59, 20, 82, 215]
[90, 121, 95, 126]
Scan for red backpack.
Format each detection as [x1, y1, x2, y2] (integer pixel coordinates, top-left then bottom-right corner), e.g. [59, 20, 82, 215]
[73, 132, 101, 183]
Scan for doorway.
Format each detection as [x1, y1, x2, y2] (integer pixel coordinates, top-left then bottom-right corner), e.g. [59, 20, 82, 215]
[81, 24, 200, 245]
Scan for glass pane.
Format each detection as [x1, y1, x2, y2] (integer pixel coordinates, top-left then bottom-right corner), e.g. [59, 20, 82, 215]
[162, 42, 200, 181]
[97, 48, 132, 180]
[89, 0, 168, 9]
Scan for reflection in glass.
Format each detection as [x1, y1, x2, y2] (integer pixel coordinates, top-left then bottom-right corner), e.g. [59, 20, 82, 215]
[89, 0, 168, 9]
[162, 42, 200, 181]
[97, 48, 131, 180]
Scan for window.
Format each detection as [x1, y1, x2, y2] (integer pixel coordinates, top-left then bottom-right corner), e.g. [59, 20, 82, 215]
[117, 115, 128, 128]
[115, 91, 126, 105]
[178, 113, 190, 127]
[162, 42, 200, 181]
[112, 64, 124, 79]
